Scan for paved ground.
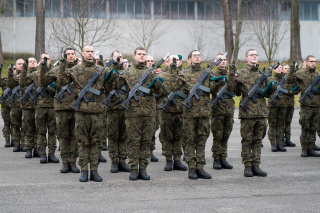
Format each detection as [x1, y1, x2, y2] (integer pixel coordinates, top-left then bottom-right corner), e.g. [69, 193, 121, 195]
[0, 108, 319, 213]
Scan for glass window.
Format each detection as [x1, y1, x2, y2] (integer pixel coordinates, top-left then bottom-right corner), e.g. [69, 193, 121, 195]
[197, 2, 205, 20]
[187, 1, 194, 20]
[63, 0, 72, 18]
[16, 0, 25, 17]
[179, 1, 186, 19]
[206, 2, 213, 20]
[171, 1, 178, 19]
[127, 0, 134, 19]
[25, 0, 35, 17]
[142, 0, 151, 19]
[117, 0, 126, 19]
[2, 0, 13, 17]
[213, 1, 222, 20]
[299, 3, 303, 20]
[135, 0, 143, 19]
[162, 1, 169, 19]
[303, 3, 310, 20]
[154, 1, 162, 19]
[311, 3, 318, 20]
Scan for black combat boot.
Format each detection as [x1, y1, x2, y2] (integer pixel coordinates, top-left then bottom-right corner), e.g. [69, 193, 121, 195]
[25, 150, 32, 158]
[48, 153, 59, 163]
[102, 142, 108, 151]
[244, 166, 253, 177]
[271, 144, 277, 152]
[220, 159, 233, 169]
[79, 170, 88, 182]
[20, 145, 26, 152]
[285, 139, 296, 147]
[173, 160, 187, 171]
[5, 140, 10, 147]
[60, 163, 70, 173]
[188, 168, 198, 179]
[70, 162, 80, 173]
[40, 154, 47, 164]
[33, 149, 40, 158]
[90, 170, 103, 182]
[111, 161, 119, 173]
[301, 149, 308, 157]
[314, 144, 320, 151]
[151, 153, 158, 162]
[13, 143, 20, 152]
[282, 139, 287, 147]
[213, 159, 222, 170]
[118, 162, 131, 172]
[129, 169, 138, 180]
[196, 169, 212, 179]
[307, 149, 320, 157]
[98, 153, 107, 162]
[277, 144, 286, 152]
[252, 165, 267, 177]
[138, 169, 150, 180]
[10, 140, 14, 147]
[164, 160, 173, 171]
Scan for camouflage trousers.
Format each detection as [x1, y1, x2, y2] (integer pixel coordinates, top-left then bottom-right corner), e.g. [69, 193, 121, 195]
[75, 112, 104, 171]
[107, 109, 127, 163]
[10, 107, 23, 145]
[211, 114, 234, 160]
[1, 106, 11, 141]
[56, 110, 78, 164]
[267, 107, 286, 145]
[35, 107, 56, 154]
[240, 118, 266, 167]
[22, 109, 37, 150]
[102, 109, 108, 148]
[151, 109, 160, 152]
[299, 107, 320, 150]
[159, 112, 183, 161]
[183, 117, 210, 169]
[126, 117, 155, 170]
[285, 106, 294, 140]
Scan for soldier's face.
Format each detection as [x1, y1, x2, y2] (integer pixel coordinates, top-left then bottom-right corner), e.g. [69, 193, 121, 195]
[134, 50, 147, 64]
[41, 54, 51, 67]
[123, 59, 129, 68]
[306, 57, 316, 69]
[28, 58, 37, 68]
[146, 56, 154, 68]
[82, 46, 94, 61]
[113, 52, 123, 64]
[15, 59, 24, 70]
[273, 65, 282, 74]
[65, 50, 76, 63]
[191, 51, 201, 65]
[282, 65, 289, 74]
[216, 55, 227, 69]
[246, 51, 259, 65]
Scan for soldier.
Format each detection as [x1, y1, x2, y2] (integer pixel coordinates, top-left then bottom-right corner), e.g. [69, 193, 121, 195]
[211, 53, 234, 170]
[227, 49, 277, 177]
[7, 59, 24, 152]
[280, 64, 296, 147]
[41, 47, 80, 173]
[117, 47, 163, 180]
[106, 50, 131, 173]
[58, 45, 117, 182]
[20, 53, 59, 164]
[19, 58, 40, 158]
[158, 55, 187, 172]
[0, 64, 12, 147]
[286, 55, 320, 157]
[177, 50, 215, 179]
[123, 59, 129, 68]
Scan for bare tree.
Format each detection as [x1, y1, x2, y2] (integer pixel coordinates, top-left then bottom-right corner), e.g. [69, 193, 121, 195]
[290, 0, 302, 62]
[232, 0, 243, 63]
[35, 0, 45, 61]
[0, 32, 3, 65]
[248, 0, 289, 65]
[221, 0, 233, 63]
[47, 0, 120, 56]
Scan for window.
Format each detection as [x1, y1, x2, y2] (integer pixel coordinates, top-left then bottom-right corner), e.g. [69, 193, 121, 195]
[300, 2, 318, 21]
[171, 1, 178, 19]
[16, 0, 25, 17]
[213, 1, 222, 20]
[1, 0, 13, 17]
[25, 0, 35, 17]
[179, 1, 187, 19]
[197, 2, 205, 20]
[187, 1, 194, 20]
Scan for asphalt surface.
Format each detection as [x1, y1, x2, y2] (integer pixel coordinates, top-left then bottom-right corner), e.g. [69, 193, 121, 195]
[0, 107, 319, 213]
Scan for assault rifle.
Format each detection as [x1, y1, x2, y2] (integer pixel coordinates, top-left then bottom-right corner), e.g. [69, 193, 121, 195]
[70, 53, 120, 111]
[268, 74, 288, 106]
[299, 75, 320, 106]
[30, 57, 49, 104]
[102, 90, 120, 108]
[6, 85, 21, 104]
[182, 52, 228, 109]
[120, 53, 169, 110]
[240, 58, 284, 111]
[212, 85, 235, 110]
[18, 83, 36, 106]
[54, 82, 73, 103]
[0, 88, 11, 104]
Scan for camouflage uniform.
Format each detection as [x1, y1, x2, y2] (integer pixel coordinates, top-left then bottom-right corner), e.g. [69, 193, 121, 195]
[58, 59, 114, 172]
[117, 62, 161, 170]
[7, 69, 23, 149]
[287, 65, 320, 152]
[228, 64, 276, 167]
[43, 61, 78, 164]
[0, 77, 11, 144]
[284, 88, 295, 143]
[20, 65, 57, 156]
[211, 67, 235, 161]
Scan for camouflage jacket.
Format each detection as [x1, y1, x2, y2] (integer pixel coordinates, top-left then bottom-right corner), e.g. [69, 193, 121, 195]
[177, 63, 215, 118]
[58, 58, 114, 113]
[211, 67, 235, 117]
[117, 62, 162, 118]
[158, 63, 184, 113]
[20, 65, 55, 108]
[287, 66, 320, 107]
[0, 76, 10, 108]
[18, 67, 37, 109]
[7, 69, 22, 108]
[228, 64, 277, 119]
[41, 62, 76, 111]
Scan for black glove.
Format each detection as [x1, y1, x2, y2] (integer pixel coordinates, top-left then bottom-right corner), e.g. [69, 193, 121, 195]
[23, 58, 28, 70]
[289, 62, 295, 72]
[170, 57, 177, 69]
[109, 71, 118, 82]
[0, 64, 3, 77]
[8, 64, 14, 76]
[41, 57, 47, 68]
